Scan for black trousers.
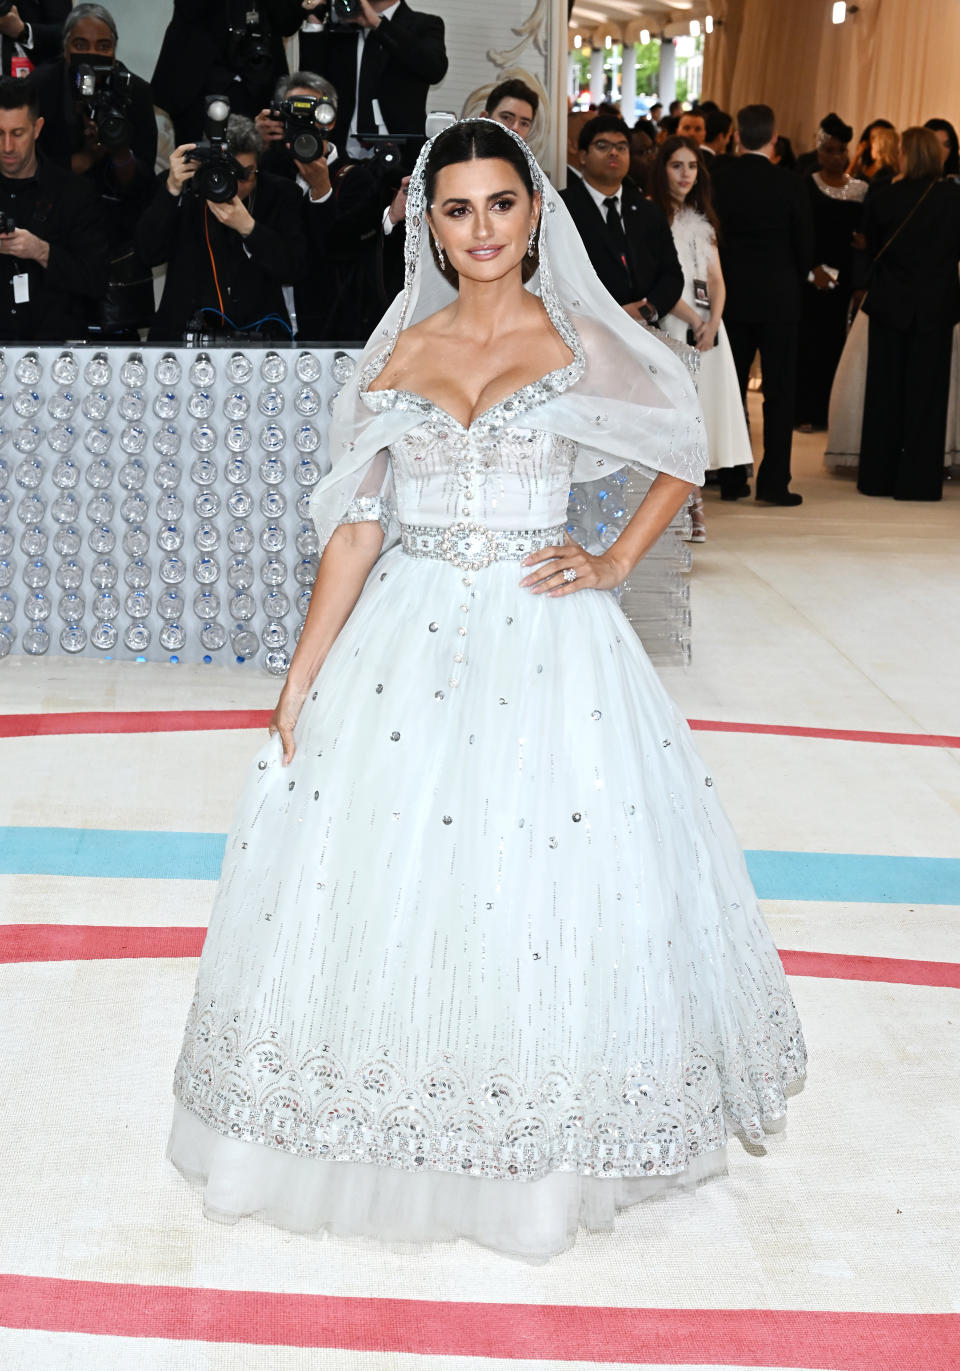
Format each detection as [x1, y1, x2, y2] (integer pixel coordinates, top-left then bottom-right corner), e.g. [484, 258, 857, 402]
[858, 317, 953, 500]
[719, 320, 799, 497]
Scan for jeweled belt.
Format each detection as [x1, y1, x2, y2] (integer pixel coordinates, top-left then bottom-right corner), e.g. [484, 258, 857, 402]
[399, 520, 566, 571]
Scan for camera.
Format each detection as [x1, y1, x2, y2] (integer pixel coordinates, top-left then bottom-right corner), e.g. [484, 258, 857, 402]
[226, 3, 273, 86]
[268, 94, 336, 163]
[318, 0, 363, 30]
[69, 55, 134, 153]
[184, 98, 245, 203]
[0, 212, 15, 234]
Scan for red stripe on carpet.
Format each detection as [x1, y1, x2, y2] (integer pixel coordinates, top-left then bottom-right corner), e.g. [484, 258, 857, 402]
[1, 710, 958, 748]
[0, 1275, 956, 1368]
[2, 925, 958, 988]
[687, 718, 960, 749]
[0, 709, 272, 737]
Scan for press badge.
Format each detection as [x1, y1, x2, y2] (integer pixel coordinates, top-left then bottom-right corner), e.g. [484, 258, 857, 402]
[693, 278, 710, 308]
[12, 274, 29, 304]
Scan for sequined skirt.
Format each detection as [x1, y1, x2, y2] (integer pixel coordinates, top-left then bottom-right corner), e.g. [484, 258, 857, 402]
[169, 545, 806, 1259]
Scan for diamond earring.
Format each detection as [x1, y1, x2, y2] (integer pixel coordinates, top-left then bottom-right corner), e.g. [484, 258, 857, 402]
[434, 238, 445, 270]
[528, 224, 538, 257]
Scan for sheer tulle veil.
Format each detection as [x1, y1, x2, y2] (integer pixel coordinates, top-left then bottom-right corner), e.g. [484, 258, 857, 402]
[309, 119, 706, 554]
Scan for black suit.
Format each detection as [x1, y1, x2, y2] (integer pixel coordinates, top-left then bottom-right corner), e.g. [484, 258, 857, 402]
[710, 152, 814, 497]
[34, 58, 159, 333]
[151, 0, 305, 145]
[300, 2, 448, 166]
[135, 169, 308, 342]
[0, 152, 108, 340]
[560, 173, 683, 318]
[858, 177, 960, 499]
[0, 1, 71, 74]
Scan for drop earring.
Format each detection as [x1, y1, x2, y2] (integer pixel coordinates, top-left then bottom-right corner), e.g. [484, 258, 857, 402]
[434, 238, 445, 270]
[527, 224, 537, 257]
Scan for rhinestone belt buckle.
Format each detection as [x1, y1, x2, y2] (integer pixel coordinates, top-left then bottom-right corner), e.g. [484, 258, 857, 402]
[438, 519, 497, 571]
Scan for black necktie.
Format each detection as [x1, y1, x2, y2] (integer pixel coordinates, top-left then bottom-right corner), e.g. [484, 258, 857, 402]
[603, 195, 630, 276]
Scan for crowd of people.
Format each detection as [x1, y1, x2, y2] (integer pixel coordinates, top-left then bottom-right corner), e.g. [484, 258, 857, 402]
[0, 2, 957, 506]
[566, 97, 960, 515]
[0, 0, 464, 345]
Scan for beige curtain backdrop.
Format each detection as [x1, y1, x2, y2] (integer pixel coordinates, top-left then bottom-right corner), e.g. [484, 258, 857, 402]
[703, 0, 960, 155]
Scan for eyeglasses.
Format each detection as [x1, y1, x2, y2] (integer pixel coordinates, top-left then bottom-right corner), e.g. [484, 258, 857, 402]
[591, 140, 630, 155]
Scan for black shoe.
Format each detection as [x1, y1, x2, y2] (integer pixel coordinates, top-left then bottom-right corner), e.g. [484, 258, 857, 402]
[720, 483, 750, 501]
[756, 491, 803, 507]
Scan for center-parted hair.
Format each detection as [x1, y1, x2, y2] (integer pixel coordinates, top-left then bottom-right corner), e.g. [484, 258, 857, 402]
[424, 118, 536, 206]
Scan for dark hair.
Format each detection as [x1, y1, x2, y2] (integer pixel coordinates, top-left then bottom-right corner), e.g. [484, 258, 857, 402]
[704, 109, 732, 143]
[737, 103, 775, 150]
[424, 118, 534, 208]
[578, 114, 630, 152]
[677, 109, 705, 128]
[698, 100, 719, 116]
[632, 119, 657, 144]
[649, 101, 662, 113]
[819, 112, 853, 145]
[649, 136, 720, 236]
[774, 135, 796, 169]
[659, 114, 679, 137]
[0, 74, 38, 119]
[924, 117, 960, 176]
[485, 77, 539, 119]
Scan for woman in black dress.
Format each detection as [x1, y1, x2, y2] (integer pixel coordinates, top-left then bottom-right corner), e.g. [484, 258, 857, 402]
[795, 114, 866, 431]
[858, 127, 960, 500]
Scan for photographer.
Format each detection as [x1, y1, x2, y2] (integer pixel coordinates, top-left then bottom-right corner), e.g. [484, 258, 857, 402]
[301, 0, 447, 169]
[257, 68, 401, 341]
[0, 74, 108, 339]
[152, 1, 306, 147]
[0, 2, 71, 76]
[135, 110, 307, 343]
[32, 4, 157, 335]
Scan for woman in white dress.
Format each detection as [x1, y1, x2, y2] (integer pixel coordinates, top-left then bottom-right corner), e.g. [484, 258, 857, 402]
[649, 136, 753, 541]
[167, 120, 806, 1262]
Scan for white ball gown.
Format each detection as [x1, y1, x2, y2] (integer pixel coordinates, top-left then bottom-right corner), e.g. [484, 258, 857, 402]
[167, 124, 807, 1262]
[660, 206, 753, 470]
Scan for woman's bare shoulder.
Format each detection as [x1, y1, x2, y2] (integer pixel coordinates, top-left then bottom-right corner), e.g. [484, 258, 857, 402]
[367, 308, 455, 391]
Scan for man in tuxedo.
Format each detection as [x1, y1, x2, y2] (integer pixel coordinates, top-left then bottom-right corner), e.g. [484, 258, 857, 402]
[0, 2, 70, 76]
[710, 103, 814, 505]
[300, 0, 447, 169]
[152, 1, 305, 146]
[561, 114, 683, 325]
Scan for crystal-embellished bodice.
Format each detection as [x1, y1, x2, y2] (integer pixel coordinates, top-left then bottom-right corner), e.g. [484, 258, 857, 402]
[387, 415, 577, 532]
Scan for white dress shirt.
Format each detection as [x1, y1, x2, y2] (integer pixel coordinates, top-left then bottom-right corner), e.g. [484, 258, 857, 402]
[347, 1, 401, 160]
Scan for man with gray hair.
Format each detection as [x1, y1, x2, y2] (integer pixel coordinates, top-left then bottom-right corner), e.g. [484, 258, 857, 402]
[135, 111, 307, 342]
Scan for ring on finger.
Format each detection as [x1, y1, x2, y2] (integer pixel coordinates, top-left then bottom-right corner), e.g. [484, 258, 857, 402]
[562, 567, 577, 583]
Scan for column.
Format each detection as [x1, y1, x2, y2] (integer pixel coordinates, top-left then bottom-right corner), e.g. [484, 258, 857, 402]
[658, 37, 676, 108]
[621, 42, 637, 123]
[589, 45, 604, 104]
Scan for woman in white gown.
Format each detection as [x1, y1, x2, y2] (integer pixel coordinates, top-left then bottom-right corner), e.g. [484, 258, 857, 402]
[167, 120, 806, 1262]
[649, 136, 753, 540]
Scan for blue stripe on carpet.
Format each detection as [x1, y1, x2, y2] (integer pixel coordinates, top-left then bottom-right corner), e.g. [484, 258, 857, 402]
[0, 827, 958, 904]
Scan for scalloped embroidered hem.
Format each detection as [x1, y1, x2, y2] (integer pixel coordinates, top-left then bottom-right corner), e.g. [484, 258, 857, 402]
[167, 1100, 731, 1262]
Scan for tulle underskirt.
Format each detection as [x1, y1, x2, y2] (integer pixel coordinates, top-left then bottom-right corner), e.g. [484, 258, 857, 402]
[168, 1101, 730, 1263]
